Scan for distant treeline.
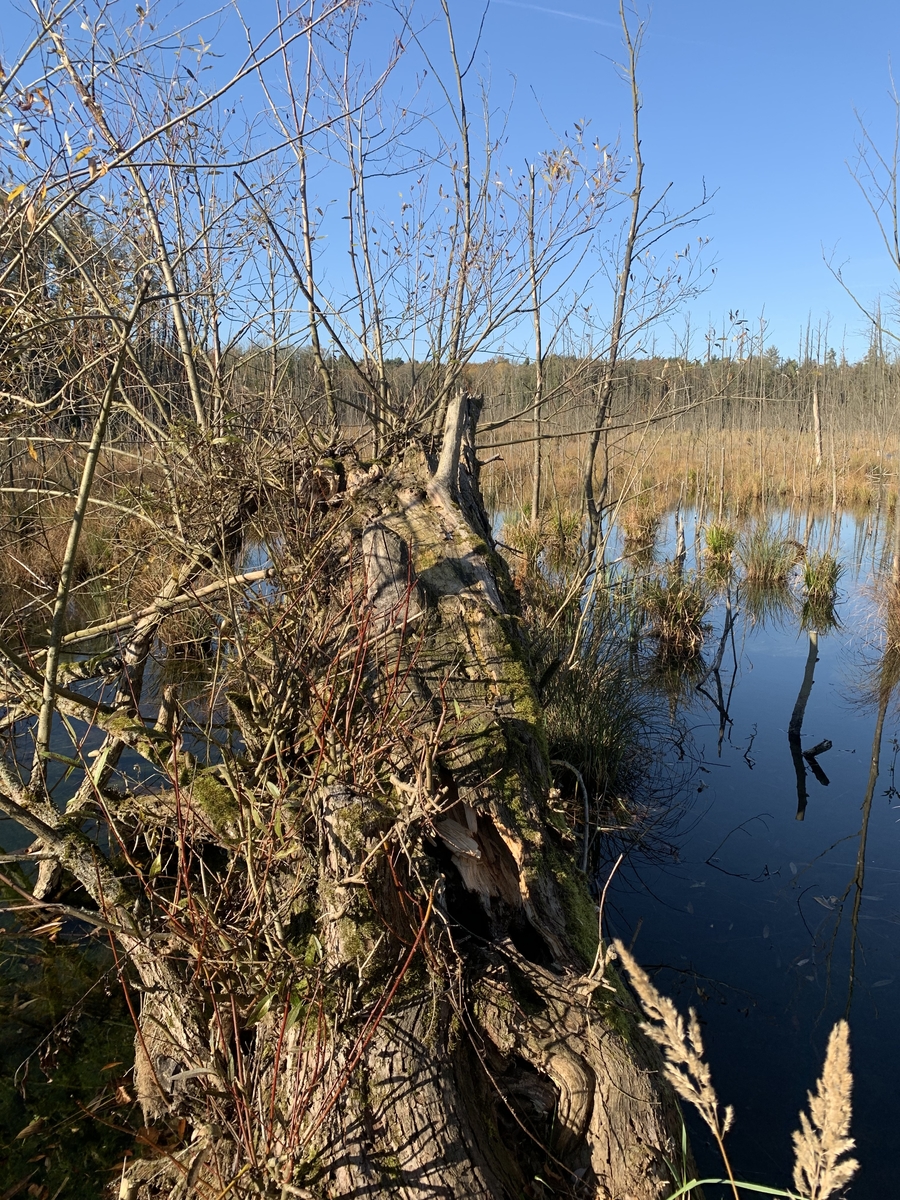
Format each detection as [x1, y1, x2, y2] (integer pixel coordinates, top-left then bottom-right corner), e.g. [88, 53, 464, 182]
[226, 342, 900, 446]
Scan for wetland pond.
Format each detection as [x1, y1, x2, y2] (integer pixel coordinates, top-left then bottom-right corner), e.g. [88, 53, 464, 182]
[4, 509, 898, 1196]
[605, 507, 900, 1198]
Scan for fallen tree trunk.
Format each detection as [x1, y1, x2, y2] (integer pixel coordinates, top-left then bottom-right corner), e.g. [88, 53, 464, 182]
[2, 398, 690, 1199]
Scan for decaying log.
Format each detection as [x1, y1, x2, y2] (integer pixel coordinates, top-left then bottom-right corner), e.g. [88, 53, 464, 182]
[0, 396, 693, 1199]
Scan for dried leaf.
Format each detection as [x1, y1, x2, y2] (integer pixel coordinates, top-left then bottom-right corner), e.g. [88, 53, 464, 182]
[15, 1117, 45, 1140]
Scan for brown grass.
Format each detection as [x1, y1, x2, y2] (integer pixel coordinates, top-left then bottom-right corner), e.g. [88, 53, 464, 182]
[792, 1020, 858, 1200]
[481, 422, 894, 520]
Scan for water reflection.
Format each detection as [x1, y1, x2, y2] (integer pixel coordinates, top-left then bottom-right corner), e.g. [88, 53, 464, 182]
[788, 630, 820, 821]
[607, 506, 900, 1199]
[841, 593, 900, 1015]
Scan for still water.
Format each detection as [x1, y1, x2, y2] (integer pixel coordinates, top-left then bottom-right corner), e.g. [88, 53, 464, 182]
[606, 508, 898, 1197]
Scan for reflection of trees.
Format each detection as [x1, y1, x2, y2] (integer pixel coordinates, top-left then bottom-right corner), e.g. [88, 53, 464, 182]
[842, 596, 900, 1011]
[788, 631, 819, 821]
[695, 586, 738, 757]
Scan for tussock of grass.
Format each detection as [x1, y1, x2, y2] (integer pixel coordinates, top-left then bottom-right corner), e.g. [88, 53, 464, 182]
[703, 520, 737, 560]
[639, 571, 708, 656]
[540, 601, 649, 805]
[501, 507, 583, 576]
[802, 550, 843, 601]
[620, 495, 662, 552]
[740, 524, 803, 584]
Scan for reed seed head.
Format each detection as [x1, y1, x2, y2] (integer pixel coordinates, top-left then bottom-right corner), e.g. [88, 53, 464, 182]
[613, 939, 732, 1140]
[792, 1019, 858, 1200]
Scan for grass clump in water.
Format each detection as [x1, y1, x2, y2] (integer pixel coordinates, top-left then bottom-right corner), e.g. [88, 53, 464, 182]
[639, 571, 709, 657]
[541, 613, 650, 807]
[740, 524, 803, 584]
[703, 521, 737, 562]
[501, 507, 582, 580]
[802, 550, 843, 601]
[620, 494, 662, 564]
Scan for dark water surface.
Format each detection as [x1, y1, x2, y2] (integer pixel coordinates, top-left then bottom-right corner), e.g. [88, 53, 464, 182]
[607, 508, 899, 1198]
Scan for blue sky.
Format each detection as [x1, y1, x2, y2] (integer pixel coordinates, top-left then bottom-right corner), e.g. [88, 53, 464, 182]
[453, 0, 900, 359]
[4, 0, 899, 360]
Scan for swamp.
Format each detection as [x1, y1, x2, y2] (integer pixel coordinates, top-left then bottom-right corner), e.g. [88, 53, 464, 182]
[0, 0, 896, 1197]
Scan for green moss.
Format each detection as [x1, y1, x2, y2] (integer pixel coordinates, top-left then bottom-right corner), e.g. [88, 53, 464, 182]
[494, 769, 542, 846]
[544, 842, 599, 969]
[187, 770, 240, 834]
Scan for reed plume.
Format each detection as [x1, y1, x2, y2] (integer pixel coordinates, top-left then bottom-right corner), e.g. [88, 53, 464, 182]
[792, 1019, 858, 1200]
[613, 940, 739, 1199]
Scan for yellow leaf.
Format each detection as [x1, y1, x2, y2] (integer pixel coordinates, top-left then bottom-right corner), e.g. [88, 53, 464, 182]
[74, 146, 92, 162]
[30, 919, 63, 937]
[5, 183, 25, 203]
[27, 440, 38, 462]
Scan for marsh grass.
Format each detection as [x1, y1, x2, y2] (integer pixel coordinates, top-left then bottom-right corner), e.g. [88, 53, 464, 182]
[620, 493, 663, 562]
[501, 507, 583, 578]
[802, 551, 843, 601]
[538, 583, 645, 791]
[529, 570, 673, 863]
[614, 940, 859, 1200]
[482, 422, 893, 522]
[740, 524, 803, 584]
[703, 521, 737, 562]
[639, 570, 709, 656]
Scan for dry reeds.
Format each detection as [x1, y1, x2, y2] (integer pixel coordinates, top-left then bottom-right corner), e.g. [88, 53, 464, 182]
[792, 1019, 859, 1200]
[620, 491, 663, 558]
[614, 940, 859, 1200]
[481, 418, 892, 523]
